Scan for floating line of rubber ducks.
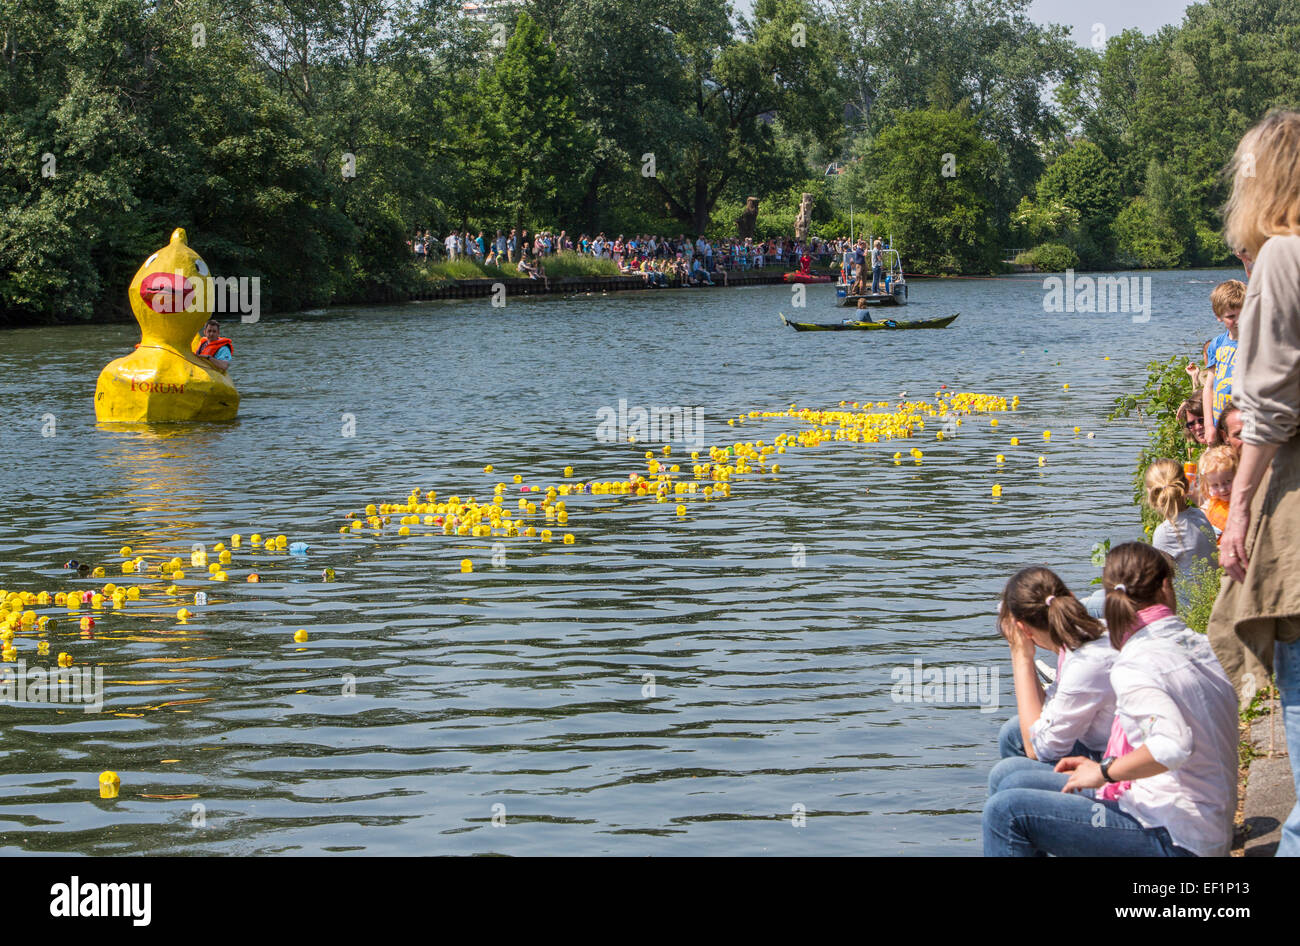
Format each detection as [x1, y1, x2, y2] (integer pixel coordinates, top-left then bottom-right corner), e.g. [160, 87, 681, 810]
[2, 390, 1040, 670]
[336, 390, 1016, 566]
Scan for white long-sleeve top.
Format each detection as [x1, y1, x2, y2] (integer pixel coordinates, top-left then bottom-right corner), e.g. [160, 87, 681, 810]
[1113, 615, 1239, 857]
[1030, 635, 1117, 758]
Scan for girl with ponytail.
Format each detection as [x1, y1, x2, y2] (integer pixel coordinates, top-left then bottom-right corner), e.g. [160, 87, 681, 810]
[987, 568, 1116, 796]
[1145, 459, 1218, 579]
[984, 543, 1238, 856]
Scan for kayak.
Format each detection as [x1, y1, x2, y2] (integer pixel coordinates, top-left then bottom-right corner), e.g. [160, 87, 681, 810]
[780, 312, 958, 332]
[783, 272, 834, 284]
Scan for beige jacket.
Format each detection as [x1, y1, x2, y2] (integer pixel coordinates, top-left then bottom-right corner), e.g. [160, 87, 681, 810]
[1208, 234, 1300, 707]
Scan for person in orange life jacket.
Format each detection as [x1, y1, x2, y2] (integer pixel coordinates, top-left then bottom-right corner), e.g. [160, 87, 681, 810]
[194, 319, 232, 373]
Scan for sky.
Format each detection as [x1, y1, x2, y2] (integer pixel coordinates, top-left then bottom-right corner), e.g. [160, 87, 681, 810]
[730, 0, 1199, 44]
[1025, 0, 1195, 45]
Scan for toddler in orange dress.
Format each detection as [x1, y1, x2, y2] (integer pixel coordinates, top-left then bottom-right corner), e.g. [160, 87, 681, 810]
[1197, 445, 1237, 538]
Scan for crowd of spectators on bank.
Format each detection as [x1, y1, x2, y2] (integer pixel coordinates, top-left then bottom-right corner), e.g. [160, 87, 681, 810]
[407, 227, 878, 285]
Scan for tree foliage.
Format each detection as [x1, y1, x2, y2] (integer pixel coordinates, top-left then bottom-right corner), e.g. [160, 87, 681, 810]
[862, 108, 1000, 274]
[466, 12, 593, 230]
[7, 0, 1300, 321]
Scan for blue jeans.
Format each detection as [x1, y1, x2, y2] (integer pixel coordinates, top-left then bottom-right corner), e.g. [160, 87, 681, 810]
[1276, 637, 1300, 857]
[984, 787, 1199, 856]
[998, 714, 1102, 761]
[871, 264, 882, 292]
[1082, 588, 1106, 619]
[989, 755, 1077, 796]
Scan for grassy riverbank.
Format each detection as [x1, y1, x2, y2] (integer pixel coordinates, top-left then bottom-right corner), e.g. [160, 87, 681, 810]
[410, 252, 838, 284]
[417, 251, 623, 283]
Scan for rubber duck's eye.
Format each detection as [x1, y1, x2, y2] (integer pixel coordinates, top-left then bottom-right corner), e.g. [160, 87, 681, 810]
[194, 259, 209, 276]
[145, 253, 158, 266]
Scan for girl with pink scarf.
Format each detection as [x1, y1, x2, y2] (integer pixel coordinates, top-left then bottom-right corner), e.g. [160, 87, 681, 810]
[984, 543, 1238, 856]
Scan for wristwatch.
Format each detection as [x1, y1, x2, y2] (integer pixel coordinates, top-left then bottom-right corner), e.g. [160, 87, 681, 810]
[1100, 756, 1118, 783]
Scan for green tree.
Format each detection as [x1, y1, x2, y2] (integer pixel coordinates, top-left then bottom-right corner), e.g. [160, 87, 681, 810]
[831, 0, 1080, 219]
[469, 12, 593, 230]
[633, 0, 843, 234]
[526, 0, 688, 230]
[1078, 29, 1150, 196]
[1033, 140, 1122, 265]
[1113, 197, 1183, 269]
[1009, 197, 1079, 246]
[0, 0, 151, 320]
[861, 108, 1000, 273]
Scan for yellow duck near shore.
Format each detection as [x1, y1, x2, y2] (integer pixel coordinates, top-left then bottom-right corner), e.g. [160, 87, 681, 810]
[94, 229, 239, 423]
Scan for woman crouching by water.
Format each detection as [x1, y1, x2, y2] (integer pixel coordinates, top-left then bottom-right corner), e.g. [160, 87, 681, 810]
[988, 568, 1116, 798]
[984, 543, 1238, 856]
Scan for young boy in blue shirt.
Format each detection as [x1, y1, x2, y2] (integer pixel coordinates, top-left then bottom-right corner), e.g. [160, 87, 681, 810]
[1202, 280, 1246, 439]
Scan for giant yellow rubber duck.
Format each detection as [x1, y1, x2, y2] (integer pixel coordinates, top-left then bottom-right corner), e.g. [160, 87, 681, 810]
[94, 229, 239, 422]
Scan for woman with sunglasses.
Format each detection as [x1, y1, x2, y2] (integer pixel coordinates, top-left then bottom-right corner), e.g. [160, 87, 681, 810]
[1176, 394, 1209, 446]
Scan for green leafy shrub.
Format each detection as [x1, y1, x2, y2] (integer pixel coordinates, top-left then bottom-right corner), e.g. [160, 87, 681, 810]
[1014, 243, 1079, 272]
[1110, 353, 1202, 535]
[1178, 559, 1224, 635]
[1114, 197, 1184, 269]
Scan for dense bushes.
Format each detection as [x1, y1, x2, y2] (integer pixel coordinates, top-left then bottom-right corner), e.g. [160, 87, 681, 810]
[1014, 244, 1079, 272]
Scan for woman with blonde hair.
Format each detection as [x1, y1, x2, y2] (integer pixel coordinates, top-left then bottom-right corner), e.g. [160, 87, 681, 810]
[1210, 108, 1300, 857]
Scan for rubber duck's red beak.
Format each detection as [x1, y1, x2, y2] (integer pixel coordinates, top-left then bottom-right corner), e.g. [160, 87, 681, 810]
[139, 271, 195, 313]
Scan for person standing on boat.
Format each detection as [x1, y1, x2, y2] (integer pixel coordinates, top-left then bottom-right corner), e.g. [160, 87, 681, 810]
[871, 239, 884, 293]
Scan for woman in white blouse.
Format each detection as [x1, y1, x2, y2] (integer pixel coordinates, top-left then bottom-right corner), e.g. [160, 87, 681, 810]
[985, 543, 1238, 856]
[988, 568, 1116, 797]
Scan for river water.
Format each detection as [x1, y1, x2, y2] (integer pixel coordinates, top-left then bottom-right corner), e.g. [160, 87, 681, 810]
[0, 268, 1240, 855]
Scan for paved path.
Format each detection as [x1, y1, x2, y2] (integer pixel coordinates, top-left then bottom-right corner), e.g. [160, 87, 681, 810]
[1241, 707, 1295, 856]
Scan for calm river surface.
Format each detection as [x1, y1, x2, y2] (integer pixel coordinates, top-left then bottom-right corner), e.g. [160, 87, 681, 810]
[0, 268, 1240, 855]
